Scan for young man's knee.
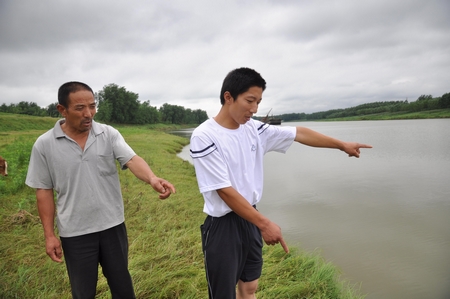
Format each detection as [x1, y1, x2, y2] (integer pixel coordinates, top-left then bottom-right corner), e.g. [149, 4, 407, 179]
[237, 279, 258, 298]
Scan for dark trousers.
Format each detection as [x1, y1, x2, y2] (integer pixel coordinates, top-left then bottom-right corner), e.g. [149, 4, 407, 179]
[60, 223, 135, 299]
[201, 211, 263, 299]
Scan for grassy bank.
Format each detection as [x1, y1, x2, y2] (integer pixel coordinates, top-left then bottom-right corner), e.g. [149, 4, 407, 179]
[0, 114, 364, 298]
[317, 108, 450, 121]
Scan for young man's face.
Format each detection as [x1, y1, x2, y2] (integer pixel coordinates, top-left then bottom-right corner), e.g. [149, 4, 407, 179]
[58, 89, 97, 133]
[227, 86, 263, 125]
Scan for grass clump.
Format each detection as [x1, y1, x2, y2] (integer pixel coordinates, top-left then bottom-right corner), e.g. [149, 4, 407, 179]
[260, 246, 362, 298]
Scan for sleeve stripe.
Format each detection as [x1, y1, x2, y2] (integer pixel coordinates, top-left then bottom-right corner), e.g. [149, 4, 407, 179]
[257, 123, 270, 135]
[190, 143, 217, 159]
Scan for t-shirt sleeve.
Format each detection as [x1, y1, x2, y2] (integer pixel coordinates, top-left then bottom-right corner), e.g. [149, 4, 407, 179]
[110, 127, 136, 169]
[25, 137, 54, 189]
[258, 122, 296, 154]
[190, 134, 231, 193]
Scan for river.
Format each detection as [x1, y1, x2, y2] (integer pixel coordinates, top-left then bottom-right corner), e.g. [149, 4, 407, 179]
[174, 119, 450, 299]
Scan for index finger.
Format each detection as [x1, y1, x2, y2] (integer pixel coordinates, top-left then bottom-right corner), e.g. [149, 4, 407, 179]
[163, 182, 176, 194]
[279, 237, 289, 253]
[359, 143, 373, 149]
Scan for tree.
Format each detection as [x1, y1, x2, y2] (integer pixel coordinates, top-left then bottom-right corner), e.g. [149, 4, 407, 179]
[438, 93, 450, 108]
[95, 97, 113, 123]
[158, 103, 207, 124]
[159, 103, 183, 124]
[134, 100, 160, 124]
[46, 103, 60, 117]
[417, 95, 432, 101]
[192, 109, 208, 124]
[415, 94, 432, 110]
[12, 101, 46, 116]
[0, 103, 8, 113]
[96, 84, 140, 123]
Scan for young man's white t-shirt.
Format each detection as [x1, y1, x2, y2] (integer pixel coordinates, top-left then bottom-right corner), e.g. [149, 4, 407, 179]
[190, 118, 296, 217]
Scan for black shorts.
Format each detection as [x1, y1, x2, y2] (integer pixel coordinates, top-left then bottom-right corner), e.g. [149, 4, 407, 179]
[200, 210, 263, 299]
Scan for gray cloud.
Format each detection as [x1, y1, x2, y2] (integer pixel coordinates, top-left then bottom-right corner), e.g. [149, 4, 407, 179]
[1, 0, 449, 117]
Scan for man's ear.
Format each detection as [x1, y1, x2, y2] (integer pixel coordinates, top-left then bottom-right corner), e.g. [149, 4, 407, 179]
[223, 91, 234, 104]
[56, 104, 66, 117]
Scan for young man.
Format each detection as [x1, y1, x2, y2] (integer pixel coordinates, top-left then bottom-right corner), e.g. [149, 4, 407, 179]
[190, 67, 372, 299]
[26, 81, 176, 299]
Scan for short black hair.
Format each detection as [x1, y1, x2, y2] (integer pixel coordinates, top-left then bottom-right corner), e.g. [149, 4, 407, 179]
[220, 67, 266, 105]
[58, 81, 94, 108]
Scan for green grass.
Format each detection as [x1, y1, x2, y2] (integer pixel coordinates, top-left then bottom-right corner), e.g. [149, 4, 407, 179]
[319, 109, 450, 121]
[0, 112, 57, 132]
[0, 114, 364, 299]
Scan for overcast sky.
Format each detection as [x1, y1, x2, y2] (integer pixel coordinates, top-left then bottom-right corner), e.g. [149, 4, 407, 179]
[1, 0, 449, 118]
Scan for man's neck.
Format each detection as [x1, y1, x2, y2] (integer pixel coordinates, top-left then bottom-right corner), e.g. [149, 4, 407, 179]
[60, 122, 90, 150]
[214, 109, 239, 130]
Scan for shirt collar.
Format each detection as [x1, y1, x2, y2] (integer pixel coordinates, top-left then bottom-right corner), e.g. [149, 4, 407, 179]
[53, 119, 104, 138]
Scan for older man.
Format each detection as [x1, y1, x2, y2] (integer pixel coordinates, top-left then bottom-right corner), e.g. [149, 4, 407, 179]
[26, 81, 176, 299]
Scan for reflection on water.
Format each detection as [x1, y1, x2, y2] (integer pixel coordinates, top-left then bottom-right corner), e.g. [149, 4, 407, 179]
[175, 119, 450, 299]
[169, 129, 194, 139]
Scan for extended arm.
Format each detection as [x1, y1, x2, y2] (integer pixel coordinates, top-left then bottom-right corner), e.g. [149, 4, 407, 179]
[125, 155, 176, 199]
[36, 188, 63, 263]
[295, 126, 372, 157]
[217, 187, 289, 253]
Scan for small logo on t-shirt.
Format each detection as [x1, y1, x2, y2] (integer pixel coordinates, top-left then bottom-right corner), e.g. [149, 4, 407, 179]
[251, 144, 256, 151]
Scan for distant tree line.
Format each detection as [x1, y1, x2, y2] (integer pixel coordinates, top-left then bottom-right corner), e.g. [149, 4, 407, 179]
[0, 101, 60, 117]
[0, 83, 209, 125]
[3, 88, 449, 124]
[255, 92, 450, 122]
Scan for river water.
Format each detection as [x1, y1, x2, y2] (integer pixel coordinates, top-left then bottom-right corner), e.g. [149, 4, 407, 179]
[174, 119, 450, 299]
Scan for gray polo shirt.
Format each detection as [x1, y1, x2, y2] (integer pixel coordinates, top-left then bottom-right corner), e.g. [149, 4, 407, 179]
[26, 119, 136, 237]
